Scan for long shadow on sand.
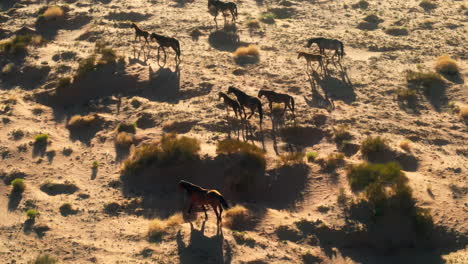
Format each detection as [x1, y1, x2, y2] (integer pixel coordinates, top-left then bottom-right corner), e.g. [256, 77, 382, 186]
[208, 24, 242, 52]
[177, 221, 232, 264]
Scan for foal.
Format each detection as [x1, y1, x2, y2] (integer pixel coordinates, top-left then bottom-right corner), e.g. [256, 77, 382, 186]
[131, 23, 149, 45]
[208, 0, 238, 27]
[150, 33, 181, 64]
[306, 37, 344, 61]
[219, 92, 242, 118]
[297, 51, 324, 73]
[178, 180, 229, 224]
[258, 89, 295, 117]
[227, 86, 263, 124]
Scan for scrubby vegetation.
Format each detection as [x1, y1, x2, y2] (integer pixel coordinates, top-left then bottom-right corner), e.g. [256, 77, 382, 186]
[333, 125, 352, 144]
[67, 114, 99, 128]
[11, 178, 25, 193]
[406, 68, 445, 94]
[396, 88, 417, 103]
[59, 202, 78, 216]
[223, 205, 254, 230]
[116, 122, 137, 134]
[306, 151, 318, 162]
[420, 0, 437, 10]
[459, 106, 468, 120]
[232, 231, 256, 247]
[233, 45, 260, 64]
[26, 209, 39, 220]
[346, 162, 433, 233]
[0, 34, 44, 55]
[29, 254, 58, 264]
[317, 153, 345, 170]
[123, 134, 200, 174]
[246, 19, 261, 30]
[278, 152, 304, 166]
[75, 55, 97, 79]
[148, 213, 183, 242]
[399, 140, 411, 151]
[115, 132, 134, 148]
[360, 136, 389, 159]
[216, 139, 265, 191]
[57, 77, 71, 89]
[385, 26, 409, 36]
[260, 12, 276, 24]
[42, 6, 64, 21]
[434, 55, 459, 75]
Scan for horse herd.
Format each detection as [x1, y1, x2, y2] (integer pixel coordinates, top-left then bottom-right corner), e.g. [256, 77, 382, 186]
[127, 1, 347, 223]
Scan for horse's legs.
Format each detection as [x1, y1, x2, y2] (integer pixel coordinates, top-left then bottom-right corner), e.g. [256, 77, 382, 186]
[269, 101, 273, 112]
[219, 205, 223, 223]
[202, 205, 208, 219]
[211, 204, 219, 223]
[247, 107, 255, 119]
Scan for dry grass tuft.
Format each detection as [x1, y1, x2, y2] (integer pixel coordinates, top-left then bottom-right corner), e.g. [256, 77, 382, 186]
[435, 55, 459, 75]
[385, 26, 409, 36]
[360, 136, 390, 159]
[115, 132, 134, 148]
[43, 6, 64, 20]
[233, 45, 260, 64]
[278, 152, 305, 166]
[29, 254, 58, 264]
[399, 140, 411, 151]
[223, 205, 254, 230]
[0, 35, 45, 55]
[419, 0, 437, 10]
[148, 213, 183, 242]
[318, 153, 345, 170]
[459, 106, 468, 119]
[67, 114, 98, 128]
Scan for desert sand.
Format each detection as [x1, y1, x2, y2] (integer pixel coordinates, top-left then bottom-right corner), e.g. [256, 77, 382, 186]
[0, 0, 467, 263]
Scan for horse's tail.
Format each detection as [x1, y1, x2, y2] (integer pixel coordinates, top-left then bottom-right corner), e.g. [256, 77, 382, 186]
[305, 38, 311, 48]
[176, 40, 181, 57]
[219, 195, 229, 209]
[234, 5, 238, 18]
[340, 41, 344, 58]
[257, 99, 263, 124]
[290, 96, 295, 113]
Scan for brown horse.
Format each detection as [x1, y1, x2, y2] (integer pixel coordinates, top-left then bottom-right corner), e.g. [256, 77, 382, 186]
[178, 180, 229, 224]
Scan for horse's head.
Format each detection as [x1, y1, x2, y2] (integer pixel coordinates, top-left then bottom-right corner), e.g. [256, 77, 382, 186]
[258, 90, 265, 98]
[227, 86, 236, 94]
[297, 52, 303, 59]
[131, 22, 136, 29]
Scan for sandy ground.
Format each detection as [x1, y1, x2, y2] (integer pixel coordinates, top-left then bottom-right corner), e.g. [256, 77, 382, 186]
[0, 0, 467, 263]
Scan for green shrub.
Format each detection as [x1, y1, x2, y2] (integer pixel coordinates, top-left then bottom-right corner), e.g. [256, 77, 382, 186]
[0, 35, 42, 55]
[405, 69, 444, 94]
[26, 209, 38, 220]
[385, 27, 409, 36]
[360, 136, 389, 159]
[346, 162, 405, 192]
[34, 133, 49, 144]
[319, 153, 345, 170]
[11, 178, 25, 193]
[57, 77, 71, 89]
[306, 151, 318, 162]
[30, 254, 58, 264]
[92, 161, 99, 168]
[75, 55, 96, 79]
[333, 125, 352, 143]
[123, 134, 200, 174]
[396, 88, 417, 102]
[260, 12, 276, 24]
[278, 152, 304, 166]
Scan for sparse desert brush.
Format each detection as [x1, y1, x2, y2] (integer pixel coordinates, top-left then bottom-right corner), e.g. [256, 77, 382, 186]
[115, 131, 134, 148]
[123, 134, 200, 174]
[75, 55, 96, 79]
[98, 47, 117, 64]
[246, 19, 261, 29]
[399, 140, 411, 151]
[148, 213, 183, 242]
[396, 88, 417, 102]
[0, 35, 44, 55]
[385, 26, 409, 36]
[232, 231, 256, 247]
[29, 254, 58, 264]
[233, 45, 260, 64]
[10, 129, 25, 140]
[67, 114, 98, 128]
[260, 12, 276, 24]
[92, 161, 99, 168]
[59, 202, 77, 216]
[346, 162, 405, 193]
[26, 209, 39, 220]
[116, 122, 137, 134]
[318, 153, 345, 170]
[405, 69, 444, 94]
[43, 6, 64, 20]
[306, 151, 318, 162]
[419, 0, 437, 10]
[2, 63, 15, 74]
[57, 77, 71, 89]
[223, 205, 254, 230]
[278, 152, 304, 166]
[333, 125, 352, 143]
[434, 55, 459, 75]
[34, 133, 49, 144]
[11, 178, 26, 193]
[360, 136, 389, 159]
[352, 0, 369, 9]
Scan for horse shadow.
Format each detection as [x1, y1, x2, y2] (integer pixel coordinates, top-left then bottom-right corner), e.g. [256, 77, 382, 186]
[177, 221, 232, 264]
[172, 0, 194, 8]
[304, 88, 335, 112]
[208, 24, 241, 52]
[129, 45, 150, 65]
[311, 69, 356, 104]
[143, 65, 181, 103]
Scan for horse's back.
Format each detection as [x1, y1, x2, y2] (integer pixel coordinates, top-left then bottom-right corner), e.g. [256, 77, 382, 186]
[207, 189, 223, 198]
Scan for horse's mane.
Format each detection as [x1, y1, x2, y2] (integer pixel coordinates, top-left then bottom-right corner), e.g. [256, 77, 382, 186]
[179, 180, 204, 192]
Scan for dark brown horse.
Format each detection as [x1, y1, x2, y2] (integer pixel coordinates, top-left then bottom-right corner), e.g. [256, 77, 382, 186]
[227, 86, 263, 124]
[131, 22, 149, 45]
[219, 92, 241, 118]
[150, 33, 181, 65]
[178, 180, 229, 224]
[258, 89, 295, 117]
[208, 0, 238, 27]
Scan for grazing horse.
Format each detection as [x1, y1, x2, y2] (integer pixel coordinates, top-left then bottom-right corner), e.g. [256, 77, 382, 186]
[306, 37, 344, 61]
[219, 92, 242, 118]
[258, 89, 295, 117]
[227, 86, 263, 124]
[131, 23, 149, 45]
[297, 51, 324, 73]
[178, 180, 229, 224]
[150, 33, 181, 65]
[208, 0, 238, 27]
